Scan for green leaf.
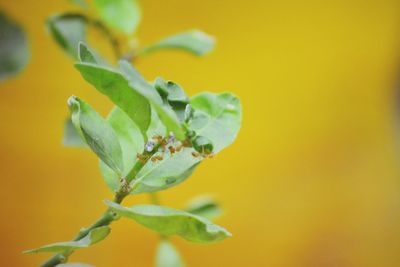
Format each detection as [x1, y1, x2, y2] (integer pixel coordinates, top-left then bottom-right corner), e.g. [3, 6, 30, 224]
[130, 148, 200, 194]
[78, 42, 97, 64]
[62, 118, 87, 147]
[46, 13, 87, 59]
[156, 240, 185, 267]
[185, 196, 222, 221]
[75, 63, 151, 137]
[190, 92, 242, 153]
[119, 61, 185, 140]
[154, 78, 189, 104]
[105, 201, 231, 243]
[192, 135, 213, 154]
[68, 96, 123, 175]
[24, 226, 110, 254]
[94, 0, 141, 34]
[0, 10, 29, 82]
[57, 263, 93, 267]
[138, 30, 215, 56]
[154, 78, 189, 122]
[147, 105, 167, 139]
[100, 107, 144, 191]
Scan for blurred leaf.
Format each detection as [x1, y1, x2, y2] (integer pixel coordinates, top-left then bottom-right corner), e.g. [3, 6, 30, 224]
[46, 13, 87, 59]
[78, 42, 97, 64]
[24, 226, 110, 254]
[185, 196, 222, 220]
[69, 0, 88, 9]
[154, 78, 189, 122]
[130, 148, 200, 194]
[190, 92, 242, 153]
[63, 118, 87, 147]
[68, 96, 123, 176]
[100, 107, 144, 191]
[138, 30, 215, 56]
[156, 240, 185, 267]
[0, 10, 29, 82]
[105, 201, 231, 243]
[75, 63, 151, 137]
[94, 0, 141, 34]
[57, 263, 93, 267]
[119, 61, 185, 140]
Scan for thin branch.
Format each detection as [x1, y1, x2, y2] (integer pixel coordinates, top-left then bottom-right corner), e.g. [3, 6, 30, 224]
[39, 146, 159, 267]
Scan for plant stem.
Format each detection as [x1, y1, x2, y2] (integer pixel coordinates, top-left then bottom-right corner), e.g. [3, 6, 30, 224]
[39, 147, 157, 267]
[39, 204, 122, 267]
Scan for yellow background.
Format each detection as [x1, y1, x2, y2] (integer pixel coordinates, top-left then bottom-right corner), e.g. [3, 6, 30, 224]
[1, 0, 400, 266]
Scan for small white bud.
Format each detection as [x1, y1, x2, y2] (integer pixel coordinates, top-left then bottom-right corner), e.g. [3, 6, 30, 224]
[145, 140, 155, 152]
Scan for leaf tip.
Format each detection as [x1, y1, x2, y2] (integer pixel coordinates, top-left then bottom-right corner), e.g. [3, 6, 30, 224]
[22, 249, 32, 254]
[67, 95, 80, 108]
[225, 230, 233, 237]
[77, 41, 85, 58]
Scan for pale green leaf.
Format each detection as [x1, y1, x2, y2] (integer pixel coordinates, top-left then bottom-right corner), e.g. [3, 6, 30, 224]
[46, 13, 87, 59]
[63, 118, 87, 147]
[190, 92, 242, 153]
[68, 96, 123, 175]
[24, 226, 110, 254]
[94, 0, 141, 34]
[75, 63, 151, 137]
[156, 240, 185, 267]
[147, 105, 167, 139]
[119, 61, 185, 140]
[105, 201, 231, 243]
[185, 196, 222, 220]
[130, 148, 200, 194]
[100, 107, 144, 191]
[0, 10, 29, 82]
[139, 30, 214, 56]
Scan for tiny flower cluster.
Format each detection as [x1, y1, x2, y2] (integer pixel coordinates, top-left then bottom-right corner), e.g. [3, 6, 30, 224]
[137, 132, 192, 163]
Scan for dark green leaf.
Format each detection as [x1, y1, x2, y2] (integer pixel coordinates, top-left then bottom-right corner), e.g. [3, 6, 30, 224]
[156, 240, 185, 267]
[68, 96, 123, 175]
[190, 92, 242, 153]
[154, 78, 189, 103]
[78, 42, 97, 64]
[63, 118, 87, 147]
[94, 0, 141, 34]
[24, 226, 110, 254]
[75, 63, 151, 137]
[0, 10, 29, 82]
[119, 61, 185, 140]
[100, 107, 144, 191]
[192, 135, 213, 154]
[46, 13, 87, 59]
[105, 201, 231, 243]
[138, 30, 215, 56]
[185, 196, 222, 220]
[154, 77, 189, 122]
